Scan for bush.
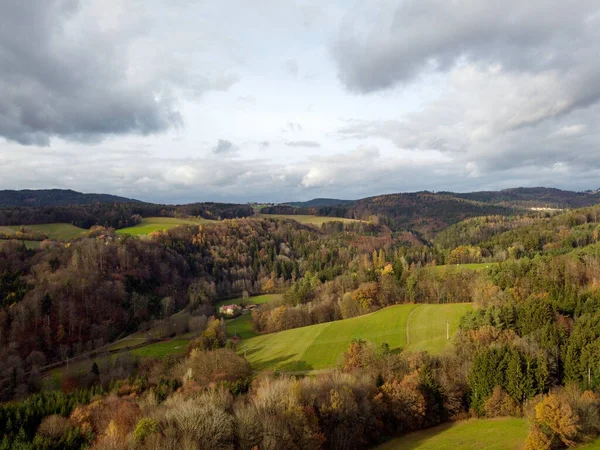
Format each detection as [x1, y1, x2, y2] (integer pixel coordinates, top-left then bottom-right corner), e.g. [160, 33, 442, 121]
[37, 414, 71, 439]
[133, 417, 159, 441]
[484, 386, 521, 417]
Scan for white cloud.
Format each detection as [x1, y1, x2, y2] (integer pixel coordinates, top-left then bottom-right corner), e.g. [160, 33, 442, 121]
[2, 0, 600, 201]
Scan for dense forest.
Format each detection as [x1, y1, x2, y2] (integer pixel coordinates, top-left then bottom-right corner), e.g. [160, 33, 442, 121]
[263, 192, 515, 237]
[3, 192, 600, 448]
[0, 202, 254, 228]
[0, 189, 139, 207]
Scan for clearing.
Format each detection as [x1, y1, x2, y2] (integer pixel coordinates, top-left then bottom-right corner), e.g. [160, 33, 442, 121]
[239, 303, 472, 372]
[115, 217, 210, 235]
[374, 418, 528, 450]
[256, 213, 362, 226]
[217, 293, 282, 309]
[221, 294, 283, 340]
[0, 223, 86, 241]
[428, 262, 499, 274]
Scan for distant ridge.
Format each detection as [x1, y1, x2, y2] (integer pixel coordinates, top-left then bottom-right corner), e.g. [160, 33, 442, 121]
[0, 189, 140, 207]
[285, 198, 354, 208]
[440, 187, 600, 209]
[264, 187, 600, 238]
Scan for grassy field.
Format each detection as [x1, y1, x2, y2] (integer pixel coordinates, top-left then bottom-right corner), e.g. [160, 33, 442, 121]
[47, 338, 189, 387]
[129, 339, 188, 358]
[239, 303, 472, 372]
[0, 223, 85, 241]
[375, 418, 528, 450]
[226, 314, 256, 340]
[116, 217, 211, 236]
[429, 262, 499, 274]
[221, 294, 282, 340]
[405, 303, 474, 354]
[256, 214, 361, 226]
[217, 293, 282, 309]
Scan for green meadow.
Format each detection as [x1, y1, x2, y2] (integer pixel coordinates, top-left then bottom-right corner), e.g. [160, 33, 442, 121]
[428, 262, 499, 274]
[375, 418, 529, 450]
[115, 217, 210, 235]
[221, 294, 282, 340]
[0, 223, 85, 241]
[217, 293, 282, 309]
[47, 338, 189, 387]
[239, 303, 472, 372]
[256, 213, 362, 226]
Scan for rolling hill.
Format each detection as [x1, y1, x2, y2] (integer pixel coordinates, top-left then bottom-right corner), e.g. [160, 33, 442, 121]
[238, 303, 472, 372]
[0, 189, 139, 207]
[375, 418, 529, 450]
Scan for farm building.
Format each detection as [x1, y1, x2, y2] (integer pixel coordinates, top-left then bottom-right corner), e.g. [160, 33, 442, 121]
[219, 304, 242, 316]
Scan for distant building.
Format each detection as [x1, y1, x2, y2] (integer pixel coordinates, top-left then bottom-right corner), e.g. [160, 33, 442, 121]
[219, 304, 242, 316]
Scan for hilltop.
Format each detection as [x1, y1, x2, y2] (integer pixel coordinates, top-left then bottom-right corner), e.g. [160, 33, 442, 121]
[0, 189, 140, 207]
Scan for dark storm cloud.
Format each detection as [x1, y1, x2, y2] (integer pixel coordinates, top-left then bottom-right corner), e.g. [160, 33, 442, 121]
[332, 0, 600, 93]
[0, 0, 183, 145]
[213, 139, 236, 154]
[285, 140, 321, 148]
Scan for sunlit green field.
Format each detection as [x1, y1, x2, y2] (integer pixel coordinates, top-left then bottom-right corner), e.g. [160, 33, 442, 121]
[429, 262, 499, 273]
[0, 223, 85, 241]
[239, 303, 472, 372]
[375, 418, 528, 450]
[256, 214, 361, 226]
[217, 293, 282, 309]
[221, 294, 282, 339]
[226, 314, 256, 340]
[405, 303, 474, 354]
[115, 217, 210, 235]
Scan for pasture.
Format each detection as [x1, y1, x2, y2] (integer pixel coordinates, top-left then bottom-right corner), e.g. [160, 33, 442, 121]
[115, 217, 210, 235]
[375, 418, 528, 450]
[256, 213, 361, 226]
[0, 223, 85, 241]
[46, 338, 189, 387]
[239, 303, 472, 372]
[428, 262, 499, 274]
[221, 294, 282, 339]
[217, 293, 282, 309]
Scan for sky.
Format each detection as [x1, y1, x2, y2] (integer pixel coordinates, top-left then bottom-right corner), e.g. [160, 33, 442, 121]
[1, 0, 600, 203]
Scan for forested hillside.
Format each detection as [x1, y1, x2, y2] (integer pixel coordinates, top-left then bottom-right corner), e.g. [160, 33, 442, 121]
[0, 189, 139, 207]
[265, 188, 600, 238]
[0, 202, 254, 228]
[3, 195, 600, 449]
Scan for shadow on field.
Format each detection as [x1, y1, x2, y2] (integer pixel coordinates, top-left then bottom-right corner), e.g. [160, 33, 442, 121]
[376, 422, 458, 450]
[252, 354, 314, 372]
[242, 345, 263, 357]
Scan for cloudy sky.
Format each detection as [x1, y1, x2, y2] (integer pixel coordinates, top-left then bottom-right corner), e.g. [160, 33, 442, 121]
[2, 0, 600, 203]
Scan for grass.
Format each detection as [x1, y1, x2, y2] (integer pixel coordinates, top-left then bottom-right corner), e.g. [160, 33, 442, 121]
[405, 304, 474, 354]
[374, 418, 528, 450]
[0, 240, 41, 249]
[217, 293, 282, 309]
[129, 339, 188, 358]
[227, 314, 256, 340]
[581, 438, 600, 449]
[429, 262, 499, 274]
[256, 214, 361, 226]
[220, 294, 282, 340]
[239, 303, 472, 372]
[47, 338, 189, 386]
[0, 223, 85, 241]
[116, 217, 211, 236]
